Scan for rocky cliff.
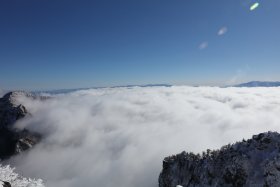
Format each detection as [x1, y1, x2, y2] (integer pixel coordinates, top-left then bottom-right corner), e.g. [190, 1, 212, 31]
[0, 181, 11, 187]
[159, 132, 280, 187]
[0, 91, 42, 159]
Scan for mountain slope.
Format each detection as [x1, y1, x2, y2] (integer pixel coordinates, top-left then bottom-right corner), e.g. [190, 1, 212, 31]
[0, 92, 42, 159]
[159, 132, 280, 187]
[0, 92, 45, 186]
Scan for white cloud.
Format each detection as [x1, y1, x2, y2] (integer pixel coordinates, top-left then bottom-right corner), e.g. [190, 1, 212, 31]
[218, 27, 228, 36]
[7, 86, 280, 187]
[199, 42, 208, 50]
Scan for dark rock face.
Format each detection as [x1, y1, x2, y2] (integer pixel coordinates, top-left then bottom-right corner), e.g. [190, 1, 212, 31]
[159, 132, 280, 187]
[0, 92, 42, 159]
[0, 92, 29, 128]
[0, 181, 11, 187]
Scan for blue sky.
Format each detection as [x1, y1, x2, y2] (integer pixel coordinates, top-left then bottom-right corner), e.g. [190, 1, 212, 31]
[0, 0, 279, 90]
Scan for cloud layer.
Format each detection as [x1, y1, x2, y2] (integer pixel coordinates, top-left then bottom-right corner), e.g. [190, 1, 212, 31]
[7, 86, 280, 187]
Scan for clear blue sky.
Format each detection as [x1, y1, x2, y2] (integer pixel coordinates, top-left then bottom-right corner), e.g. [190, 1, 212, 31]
[0, 0, 279, 90]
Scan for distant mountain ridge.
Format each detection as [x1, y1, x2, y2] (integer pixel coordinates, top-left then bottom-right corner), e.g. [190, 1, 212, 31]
[34, 84, 172, 94]
[235, 81, 280, 87]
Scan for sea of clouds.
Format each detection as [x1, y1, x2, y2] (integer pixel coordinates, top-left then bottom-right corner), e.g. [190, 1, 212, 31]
[6, 86, 280, 187]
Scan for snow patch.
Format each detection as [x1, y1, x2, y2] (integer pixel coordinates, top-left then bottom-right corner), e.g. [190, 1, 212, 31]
[0, 165, 44, 187]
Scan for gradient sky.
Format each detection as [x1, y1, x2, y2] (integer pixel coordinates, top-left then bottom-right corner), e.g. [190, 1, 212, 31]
[0, 0, 280, 90]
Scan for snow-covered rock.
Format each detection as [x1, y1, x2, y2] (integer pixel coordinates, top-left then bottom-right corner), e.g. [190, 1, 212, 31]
[159, 132, 280, 187]
[0, 165, 44, 187]
[0, 92, 45, 186]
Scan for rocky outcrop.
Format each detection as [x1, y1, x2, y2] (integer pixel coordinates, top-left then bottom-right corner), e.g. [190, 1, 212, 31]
[0, 92, 43, 160]
[0, 181, 11, 187]
[0, 92, 30, 128]
[159, 132, 280, 187]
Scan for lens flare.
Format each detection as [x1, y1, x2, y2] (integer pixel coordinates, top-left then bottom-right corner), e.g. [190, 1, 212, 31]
[250, 2, 259, 11]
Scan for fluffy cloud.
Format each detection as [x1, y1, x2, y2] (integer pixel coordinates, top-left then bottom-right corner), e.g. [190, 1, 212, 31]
[218, 27, 228, 36]
[7, 86, 280, 187]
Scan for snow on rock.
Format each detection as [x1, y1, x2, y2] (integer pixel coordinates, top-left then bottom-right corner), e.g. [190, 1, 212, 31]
[159, 132, 280, 187]
[0, 92, 45, 186]
[0, 165, 44, 187]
